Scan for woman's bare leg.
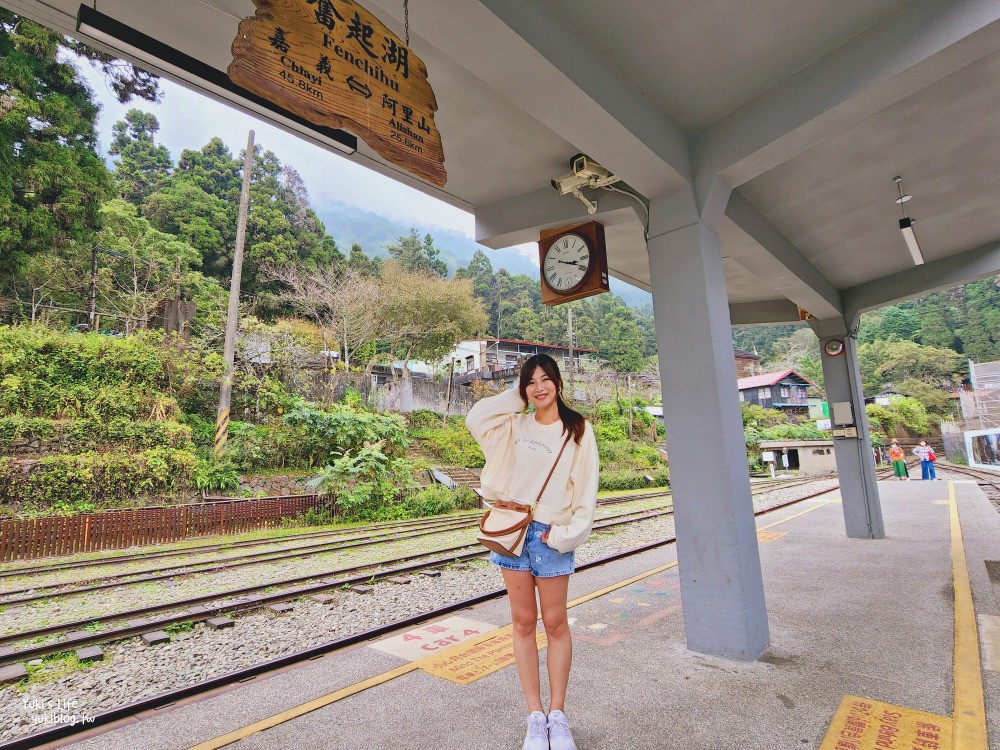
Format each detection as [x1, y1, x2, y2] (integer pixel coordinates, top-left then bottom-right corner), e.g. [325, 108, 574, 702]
[502, 568, 543, 713]
[536, 574, 572, 712]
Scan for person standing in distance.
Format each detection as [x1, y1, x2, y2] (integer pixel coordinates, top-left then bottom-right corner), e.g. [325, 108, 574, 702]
[913, 440, 938, 480]
[466, 354, 599, 750]
[888, 439, 908, 481]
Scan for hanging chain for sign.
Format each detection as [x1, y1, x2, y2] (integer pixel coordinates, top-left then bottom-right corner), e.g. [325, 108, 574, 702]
[404, 0, 409, 46]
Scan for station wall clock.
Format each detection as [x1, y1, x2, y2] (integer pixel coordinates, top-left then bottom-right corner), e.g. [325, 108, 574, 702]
[538, 221, 610, 306]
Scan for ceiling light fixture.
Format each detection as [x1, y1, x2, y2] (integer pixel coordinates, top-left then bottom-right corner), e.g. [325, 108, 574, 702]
[75, 5, 357, 156]
[893, 176, 924, 266]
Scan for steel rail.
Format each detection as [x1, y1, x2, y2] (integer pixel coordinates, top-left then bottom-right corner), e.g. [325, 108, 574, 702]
[0, 489, 837, 750]
[0, 506, 673, 660]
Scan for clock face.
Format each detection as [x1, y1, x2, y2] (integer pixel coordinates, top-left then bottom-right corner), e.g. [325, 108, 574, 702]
[542, 233, 592, 292]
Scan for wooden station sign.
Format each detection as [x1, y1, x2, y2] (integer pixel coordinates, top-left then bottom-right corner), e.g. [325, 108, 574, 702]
[229, 0, 446, 186]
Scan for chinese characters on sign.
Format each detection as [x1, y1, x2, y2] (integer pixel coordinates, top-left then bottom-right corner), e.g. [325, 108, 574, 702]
[369, 616, 496, 662]
[229, 0, 446, 186]
[420, 629, 548, 685]
[819, 696, 952, 750]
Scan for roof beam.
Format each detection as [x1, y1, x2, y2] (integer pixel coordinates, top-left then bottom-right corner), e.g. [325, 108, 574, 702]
[843, 238, 1000, 320]
[475, 187, 642, 249]
[692, 0, 1000, 189]
[452, 0, 690, 197]
[729, 300, 802, 327]
[725, 191, 842, 319]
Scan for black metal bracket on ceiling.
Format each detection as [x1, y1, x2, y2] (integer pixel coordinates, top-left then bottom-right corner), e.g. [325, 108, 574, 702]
[75, 5, 357, 155]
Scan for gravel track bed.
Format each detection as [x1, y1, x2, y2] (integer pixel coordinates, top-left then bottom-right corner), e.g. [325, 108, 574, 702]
[0, 518, 482, 593]
[0, 501, 670, 644]
[0, 487, 818, 742]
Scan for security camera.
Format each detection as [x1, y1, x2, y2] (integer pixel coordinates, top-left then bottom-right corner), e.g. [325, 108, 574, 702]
[571, 153, 612, 181]
[550, 154, 620, 215]
[551, 172, 590, 196]
[550, 172, 598, 215]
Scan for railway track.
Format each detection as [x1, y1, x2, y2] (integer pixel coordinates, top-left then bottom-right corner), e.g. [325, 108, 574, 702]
[0, 476, 854, 659]
[0, 481, 841, 750]
[0, 503, 675, 660]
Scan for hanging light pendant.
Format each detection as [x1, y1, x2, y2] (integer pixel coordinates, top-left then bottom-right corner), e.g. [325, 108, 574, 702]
[893, 176, 924, 266]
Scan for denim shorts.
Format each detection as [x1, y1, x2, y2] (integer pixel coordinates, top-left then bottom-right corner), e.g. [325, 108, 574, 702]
[489, 521, 575, 578]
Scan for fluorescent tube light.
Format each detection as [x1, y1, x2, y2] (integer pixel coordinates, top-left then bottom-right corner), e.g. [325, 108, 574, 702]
[898, 217, 924, 265]
[76, 5, 356, 156]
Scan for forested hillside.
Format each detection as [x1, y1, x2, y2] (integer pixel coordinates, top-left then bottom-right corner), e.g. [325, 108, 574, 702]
[1, 10, 994, 423]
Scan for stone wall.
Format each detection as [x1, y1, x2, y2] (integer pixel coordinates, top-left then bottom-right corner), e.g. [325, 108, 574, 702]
[237, 472, 316, 497]
[374, 377, 477, 415]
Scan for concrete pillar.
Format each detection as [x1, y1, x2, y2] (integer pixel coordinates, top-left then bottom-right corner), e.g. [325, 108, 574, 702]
[811, 317, 885, 539]
[647, 192, 769, 660]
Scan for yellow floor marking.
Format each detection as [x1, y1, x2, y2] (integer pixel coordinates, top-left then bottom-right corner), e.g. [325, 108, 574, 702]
[977, 615, 1000, 672]
[186, 662, 422, 750]
[190, 500, 833, 749]
[948, 481, 988, 749]
[421, 630, 546, 684]
[757, 499, 835, 532]
[818, 695, 951, 750]
[819, 482, 988, 750]
[756, 530, 787, 543]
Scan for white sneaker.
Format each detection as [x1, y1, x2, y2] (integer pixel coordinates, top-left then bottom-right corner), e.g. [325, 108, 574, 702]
[523, 711, 549, 750]
[547, 710, 577, 750]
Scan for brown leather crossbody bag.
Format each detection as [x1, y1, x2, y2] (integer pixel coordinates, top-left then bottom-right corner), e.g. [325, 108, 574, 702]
[477, 434, 572, 557]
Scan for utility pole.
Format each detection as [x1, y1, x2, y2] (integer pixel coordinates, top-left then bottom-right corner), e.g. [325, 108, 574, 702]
[567, 307, 574, 398]
[214, 130, 255, 458]
[87, 246, 98, 329]
[443, 356, 456, 426]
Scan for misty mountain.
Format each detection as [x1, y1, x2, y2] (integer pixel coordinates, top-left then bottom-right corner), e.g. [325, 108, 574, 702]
[313, 198, 652, 308]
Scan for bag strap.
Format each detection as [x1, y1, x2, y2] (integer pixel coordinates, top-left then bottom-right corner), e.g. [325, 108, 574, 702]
[532, 433, 573, 509]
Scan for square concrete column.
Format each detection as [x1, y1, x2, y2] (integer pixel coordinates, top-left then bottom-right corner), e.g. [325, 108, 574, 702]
[648, 218, 769, 660]
[812, 319, 885, 539]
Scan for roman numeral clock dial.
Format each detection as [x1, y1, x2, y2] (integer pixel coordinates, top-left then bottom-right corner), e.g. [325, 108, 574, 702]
[542, 233, 592, 292]
[537, 221, 609, 306]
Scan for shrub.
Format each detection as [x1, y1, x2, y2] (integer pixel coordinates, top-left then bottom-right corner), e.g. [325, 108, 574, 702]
[598, 469, 670, 492]
[410, 415, 485, 467]
[284, 405, 410, 464]
[0, 447, 198, 516]
[0, 416, 194, 454]
[310, 442, 417, 521]
[193, 457, 241, 493]
[403, 485, 457, 517]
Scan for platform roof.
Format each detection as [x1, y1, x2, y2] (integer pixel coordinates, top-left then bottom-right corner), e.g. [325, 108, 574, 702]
[8, 0, 1000, 324]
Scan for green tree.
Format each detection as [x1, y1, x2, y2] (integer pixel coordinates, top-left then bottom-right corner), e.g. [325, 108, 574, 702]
[0, 12, 159, 277]
[378, 262, 488, 376]
[858, 339, 961, 413]
[347, 243, 382, 276]
[387, 229, 448, 277]
[95, 199, 202, 331]
[109, 109, 172, 205]
[959, 277, 1000, 362]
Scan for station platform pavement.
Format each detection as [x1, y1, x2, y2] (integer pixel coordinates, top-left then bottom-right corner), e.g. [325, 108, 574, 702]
[54, 479, 998, 750]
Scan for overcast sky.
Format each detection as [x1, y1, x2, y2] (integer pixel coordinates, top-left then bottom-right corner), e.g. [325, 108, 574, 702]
[76, 59, 538, 264]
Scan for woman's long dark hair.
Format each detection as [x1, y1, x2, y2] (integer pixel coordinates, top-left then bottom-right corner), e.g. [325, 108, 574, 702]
[518, 354, 586, 444]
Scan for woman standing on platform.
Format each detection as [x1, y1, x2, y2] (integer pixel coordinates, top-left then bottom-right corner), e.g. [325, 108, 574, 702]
[889, 439, 908, 481]
[466, 354, 599, 750]
[913, 440, 938, 480]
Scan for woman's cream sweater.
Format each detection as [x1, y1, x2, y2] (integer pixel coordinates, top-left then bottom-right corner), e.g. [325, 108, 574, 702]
[466, 388, 599, 553]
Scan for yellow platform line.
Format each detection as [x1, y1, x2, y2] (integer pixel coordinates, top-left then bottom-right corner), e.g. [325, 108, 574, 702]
[757, 498, 835, 532]
[190, 500, 833, 749]
[949, 480, 988, 749]
[188, 561, 680, 749]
